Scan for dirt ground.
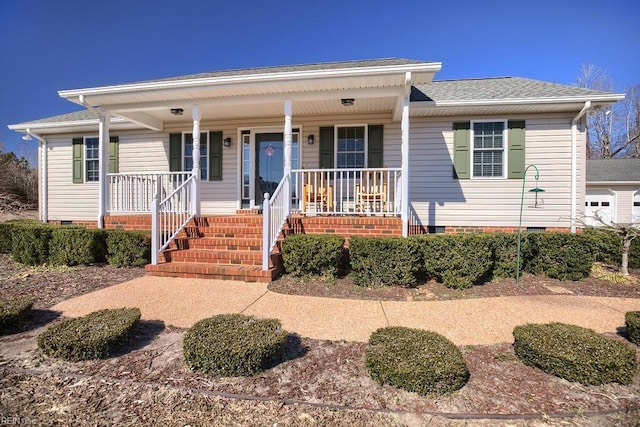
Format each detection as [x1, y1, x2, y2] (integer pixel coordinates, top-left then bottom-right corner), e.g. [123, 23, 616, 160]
[2, 254, 640, 425]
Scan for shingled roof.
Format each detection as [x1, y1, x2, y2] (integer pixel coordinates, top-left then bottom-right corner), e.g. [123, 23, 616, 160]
[132, 58, 432, 84]
[413, 77, 611, 102]
[587, 159, 640, 182]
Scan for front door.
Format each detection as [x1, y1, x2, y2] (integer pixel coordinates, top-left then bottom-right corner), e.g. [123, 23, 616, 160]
[255, 133, 284, 205]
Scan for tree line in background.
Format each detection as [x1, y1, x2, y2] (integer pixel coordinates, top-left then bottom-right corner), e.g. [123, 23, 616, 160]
[0, 142, 37, 212]
[577, 64, 640, 159]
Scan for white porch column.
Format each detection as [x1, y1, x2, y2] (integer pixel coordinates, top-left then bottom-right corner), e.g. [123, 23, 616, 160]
[97, 111, 110, 228]
[192, 104, 201, 216]
[283, 99, 293, 213]
[401, 72, 411, 237]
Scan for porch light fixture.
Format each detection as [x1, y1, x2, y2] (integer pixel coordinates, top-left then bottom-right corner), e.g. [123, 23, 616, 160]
[22, 134, 33, 141]
[341, 98, 355, 107]
[307, 134, 315, 145]
[223, 137, 232, 147]
[170, 108, 184, 116]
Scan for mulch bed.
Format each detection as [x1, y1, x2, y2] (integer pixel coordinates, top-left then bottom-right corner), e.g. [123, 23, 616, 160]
[269, 269, 640, 301]
[1, 254, 640, 425]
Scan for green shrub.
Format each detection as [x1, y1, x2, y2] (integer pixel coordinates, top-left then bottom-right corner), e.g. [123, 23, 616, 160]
[631, 238, 640, 269]
[490, 232, 519, 278]
[582, 228, 622, 267]
[626, 311, 640, 346]
[349, 237, 421, 287]
[513, 322, 637, 385]
[11, 223, 53, 265]
[0, 297, 34, 334]
[183, 314, 288, 376]
[523, 233, 594, 281]
[365, 327, 469, 395]
[281, 234, 345, 277]
[106, 230, 150, 267]
[418, 234, 494, 289]
[0, 222, 14, 254]
[37, 308, 141, 361]
[49, 228, 108, 266]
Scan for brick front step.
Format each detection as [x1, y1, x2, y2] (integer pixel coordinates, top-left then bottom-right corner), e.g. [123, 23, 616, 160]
[163, 249, 277, 266]
[145, 263, 279, 282]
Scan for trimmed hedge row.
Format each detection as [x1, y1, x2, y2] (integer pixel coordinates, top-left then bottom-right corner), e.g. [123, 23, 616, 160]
[38, 308, 141, 361]
[583, 228, 640, 269]
[0, 297, 34, 334]
[183, 314, 288, 376]
[0, 221, 149, 267]
[513, 322, 637, 385]
[282, 232, 598, 288]
[349, 237, 421, 287]
[365, 326, 469, 395]
[282, 234, 344, 277]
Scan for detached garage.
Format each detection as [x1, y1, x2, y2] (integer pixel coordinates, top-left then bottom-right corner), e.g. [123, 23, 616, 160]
[586, 159, 640, 226]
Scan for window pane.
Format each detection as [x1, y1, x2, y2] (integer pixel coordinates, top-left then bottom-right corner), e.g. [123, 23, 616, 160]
[336, 126, 366, 169]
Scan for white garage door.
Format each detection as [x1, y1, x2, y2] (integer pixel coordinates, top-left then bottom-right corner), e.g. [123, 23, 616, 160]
[585, 190, 613, 226]
[633, 190, 640, 223]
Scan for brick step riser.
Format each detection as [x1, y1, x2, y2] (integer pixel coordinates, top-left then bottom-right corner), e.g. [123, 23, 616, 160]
[145, 263, 281, 282]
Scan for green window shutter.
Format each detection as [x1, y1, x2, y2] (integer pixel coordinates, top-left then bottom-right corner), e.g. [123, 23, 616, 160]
[72, 137, 83, 183]
[108, 136, 119, 173]
[508, 120, 526, 179]
[452, 122, 470, 179]
[319, 126, 334, 169]
[169, 133, 182, 171]
[209, 131, 223, 181]
[367, 125, 383, 168]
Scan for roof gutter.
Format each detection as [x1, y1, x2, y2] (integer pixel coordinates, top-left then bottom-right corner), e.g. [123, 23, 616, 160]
[24, 128, 48, 223]
[571, 101, 591, 233]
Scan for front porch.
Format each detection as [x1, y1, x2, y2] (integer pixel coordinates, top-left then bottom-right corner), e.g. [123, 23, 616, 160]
[106, 167, 404, 281]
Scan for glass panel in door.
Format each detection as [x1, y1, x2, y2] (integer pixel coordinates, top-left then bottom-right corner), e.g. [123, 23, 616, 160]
[255, 133, 284, 205]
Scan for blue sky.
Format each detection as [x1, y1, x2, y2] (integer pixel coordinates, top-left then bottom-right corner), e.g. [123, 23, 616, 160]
[1, 0, 638, 163]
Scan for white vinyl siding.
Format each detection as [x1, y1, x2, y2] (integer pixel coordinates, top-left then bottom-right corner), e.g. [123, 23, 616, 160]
[42, 112, 582, 227]
[408, 115, 581, 228]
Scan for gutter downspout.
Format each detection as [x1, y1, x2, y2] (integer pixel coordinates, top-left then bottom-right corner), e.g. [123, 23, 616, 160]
[79, 95, 109, 228]
[25, 128, 47, 223]
[571, 101, 591, 233]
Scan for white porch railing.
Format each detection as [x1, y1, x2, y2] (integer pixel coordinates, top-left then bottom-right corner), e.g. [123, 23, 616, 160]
[292, 168, 402, 216]
[151, 173, 196, 264]
[108, 172, 192, 213]
[262, 174, 291, 270]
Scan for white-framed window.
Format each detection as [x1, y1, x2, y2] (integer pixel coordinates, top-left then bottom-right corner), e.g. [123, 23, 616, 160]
[84, 136, 99, 182]
[471, 121, 506, 178]
[336, 125, 366, 169]
[184, 132, 208, 180]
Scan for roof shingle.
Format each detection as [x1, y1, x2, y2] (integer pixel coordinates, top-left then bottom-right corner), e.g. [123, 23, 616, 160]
[587, 159, 640, 182]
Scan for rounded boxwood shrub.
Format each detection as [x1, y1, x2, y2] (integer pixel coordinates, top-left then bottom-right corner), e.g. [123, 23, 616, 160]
[365, 326, 469, 396]
[626, 311, 640, 346]
[281, 234, 345, 277]
[38, 308, 141, 361]
[106, 230, 151, 267]
[0, 297, 34, 334]
[49, 228, 107, 266]
[183, 314, 288, 376]
[522, 233, 594, 280]
[419, 234, 494, 289]
[11, 223, 53, 265]
[349, 237, 421, 287]
[513, 322, 637, 385]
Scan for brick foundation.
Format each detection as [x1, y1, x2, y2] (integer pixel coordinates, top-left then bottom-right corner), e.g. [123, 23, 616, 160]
[49, 214, 572, 236]
[285, 215, 403, 239]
